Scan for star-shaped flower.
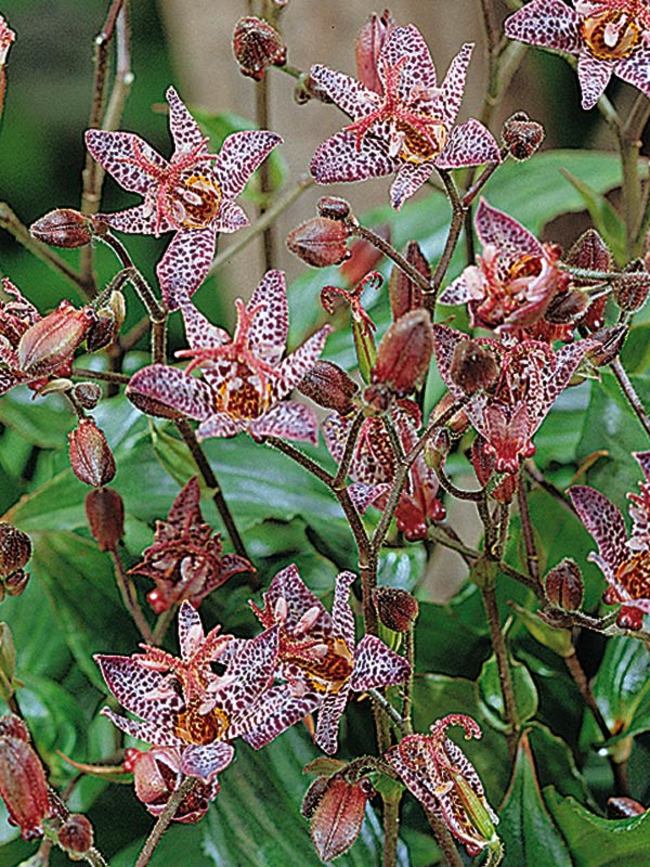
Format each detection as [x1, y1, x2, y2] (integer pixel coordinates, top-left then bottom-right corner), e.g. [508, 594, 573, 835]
[85, 86, 282, 309]
[309, 26, 501, 209]
[433, 324, 593, 474]
[569, 451, 650, 629]
[323, 399, 445, 541]
[439, 199, 572, 339]
[129, 477, 251, 613]
[385, 714, 500, 860]
[249, 565, 410, 754]
[505, 0, 650, 110]
[126, 270, 331, 444]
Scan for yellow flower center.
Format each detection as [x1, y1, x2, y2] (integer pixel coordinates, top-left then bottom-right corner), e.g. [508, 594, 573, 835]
[174, 703, 230, 745]
[615, 550, 650, 600]
[173, 172, 223, 230]
[395, 118, 448, 164]
[289, 636, 354, 694]
[582, 10, 641, 61]
[214, 361, 271, 421]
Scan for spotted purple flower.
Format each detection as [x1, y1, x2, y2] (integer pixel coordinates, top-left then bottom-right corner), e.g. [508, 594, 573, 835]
[85, 87, 282, 310]
[569, 451, 650, 629]
[249, 565, 410, 754]
[310, 26, 501, 209]
[433, 324, 594, 474]
[126, 270, 330, 444]
[439, 199, 572, 339]
[505, 0, 650, 110]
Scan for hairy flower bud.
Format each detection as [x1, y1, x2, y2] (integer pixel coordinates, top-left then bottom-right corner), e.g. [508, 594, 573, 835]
[298, 361, 358, 415]
[501, 112, 545, 161]
[544, 558, 584, 611]
[449, 340, 499, 394]
[374, 587, 419, 632]
[565, 228, 612, 274]
[355, 9, 396, 92]
[613, 271, 650, 312]
[30, 209, 94, 249]
[371, 308, 433, 395]
[232, 16, 287, 81]
[127, 747, 218, 823]
[545, 289, 588, 323]
[301, 776, 330, 820]
[68, 420, 116, 487]
[0, 524, 31, 578]
[72, 382, 102, 410]
[85, 307, 119, 353]
[58, 814, 94, 855]
[17, 303, 93, 378]
[85, 488, 124, 552]
[389, 241, 429, 320]
[286, 217, 351, 267]
[309, 777, 373, 862]
[0, 733, 50, 840]
[317, 195, 351, 222]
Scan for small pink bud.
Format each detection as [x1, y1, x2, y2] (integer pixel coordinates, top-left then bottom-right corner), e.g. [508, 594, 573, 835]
[68, 420, 116, 487]
[84, 488, 124, 552]
[389, 241, 429, 320]
[58, 813, 94, 855]
[72, 382, 102, 410]
[298, 361, 358, 415]
[317, 196, 351, 222]
[0, 734, 50, 840]
[545, 289, 588, 323]
[286, 217, 351, 267]
[128, 747, 217, 823]
[449, 340, 499, 394]
[502, 112, 544, 161]
[30, 209, 94, 249]
[309, 777, 372, 862]
[232, 16, 286, 81]
[544, 559, 584, 611]
[0, 523, 31, 577]
[613, 270, 650, 312]
[374, 587, 419, 632]
[17, 302, 93, 377]
[371, 308, 433, 395]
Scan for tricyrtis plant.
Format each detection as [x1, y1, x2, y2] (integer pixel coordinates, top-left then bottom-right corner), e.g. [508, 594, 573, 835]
[0, 1, 649, 866]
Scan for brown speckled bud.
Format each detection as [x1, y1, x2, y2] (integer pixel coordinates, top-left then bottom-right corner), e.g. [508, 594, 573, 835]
[544, 559, 584, 611]
[287, 217, 351, 267]
[84, 488, 124, 552]
[372, 308, 433, 394]
[565, 229, 612, 274]
[546, 289, 588, 323]
[0, 524, 31, 578]
[30, 208, 94, 249]
[613, 271, 650, 312]
[232, 16, 286, 81]
[17, 303, 94, 378]
[374, 587, 419, 632]
[68, 420, 115, 487]
[317, 196, 351, 222]
[0, 734, 49, 840]
[72, 382, 102, 410]
[389, 241, 429, 320]
[4, 570, 29, 597]
[502, 112, 545, 161]
[298, 361, 358, 415]
[85, 308, 118, 353]
[301, 776, 329, 820]
[309, 777, 372, 862]
[449, 340, 499, 394]
[58, 814, 94, 855]
[0, 715, 30, 743]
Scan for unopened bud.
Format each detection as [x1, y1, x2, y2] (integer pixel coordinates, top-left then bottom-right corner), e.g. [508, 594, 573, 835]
[85, 308, 118, 352]
[546, 289, 588, 323]
[340, 226, 389, 288]
[355, 10, 396, 92]
[544, 558, 584, 611]
[389, 241, 429, 320]
[68, 420, 115, 487]
[17, 303, 93, 377]
[0, 715, 29, 743]
[449, 340, 498, 394]
[30, 209, 93, 249]
[0, 733, 50, 840]
[587, 325, 627, 367]
[502, 112, 544, 161]
[374, 587, 419, 632]
[565, 229, 612, 274]
[72, 382, 102, 410]
[286, 217, 351, 267]
[371, 308, 433, 395]
[58, 814, 94, 855]
[309, 777, 372, 862]
[431, 392, 469, 436]
[298, 361, 358, 415]
[4, 570, 29, 597]
[613, 271, 650, 312]
[301, 776, 329, 819]
[232, 16, 286, 81]
[317, 196, 351, 222]
[0, 524, 31, 577]
[84, 487, 124, 552]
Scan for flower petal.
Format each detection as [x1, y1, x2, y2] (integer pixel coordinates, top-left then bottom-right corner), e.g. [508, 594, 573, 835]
[569, 486, 628, 576]
[177, 600, 206, 664]
[96, 203, 171, 235]
[166, 85, 205, 154]
[379, 25, 438, 103]
[196, 413, 245, 440]
[474, 199, 543, 258]
[181, 742, 234, 782]
[85, 129, 166, 195]
[331, 571, 357, 648]
[310, 64, 380, 120]
[311, 129, 397, 184]
[533, 339, 594, 432]
[100, 708, 184, 748]
[274, 325, 331, 400]
[435, 118, 501, 170]
[212, 200, 249, 233]
[615, 49, 650, 101]
[216, 627, 279, 729]
[181, 302, 230, 351]
[250, 400, 320, 444]
[577, 53, 613, 111]
[439, 268, 486, 306]
[95, 655, 184, 726]
[214, 130, 282, 200]
[390, 162, 434, 210]
[240, 684, 322, 749]
[156, 227, 217, 311]
[315, 685, 351, 755]
[504, 0, 581, 54]
[247, 269, 289, 366]
[436, 42, 473, 127]
[350, 634, 410, 692]
[127, 363, 214, 421]
[257, 564, 331, 634]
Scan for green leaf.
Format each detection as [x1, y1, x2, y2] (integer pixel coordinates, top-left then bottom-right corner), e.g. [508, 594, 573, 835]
[526, 723, 594, 805]
[415, 596, 491, 679]
[0, 389, 74, 449]
[0, 623, 15, 703]
[591, 637, 650, 742]
[510, 603, 573, 658]
[544, 786, 650, 867]
[560, 169, 626, 264]
[478, 653, 539, 730]
[499, 733, 572, 867]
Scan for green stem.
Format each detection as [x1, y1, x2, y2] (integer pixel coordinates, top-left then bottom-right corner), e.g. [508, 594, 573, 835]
[481, 585, 518, 757]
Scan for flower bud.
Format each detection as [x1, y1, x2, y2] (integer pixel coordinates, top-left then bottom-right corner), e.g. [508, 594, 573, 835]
[128, 747, 218, 823]
[389, 241, 429, 320]
[607, 797, 647, 819]
[545, 289, 588, 323]
[0, 715, 29, 742]
[232, 16, 287, 81]
[355, 10, 396, 92]
[317, 196, 351, 222]
[58, 814, 94, 855]
[286, 217, 351, 267]
[544, 558, 584, 611]
[565, 229, 612, 274]
[502, 112, 544, 161]
[0, 523, 31, 577]
[309, 777, 373, 862]
[30, 209, 93, 249]
[298, 361, 358, 415]
[17, 302, 93, 377]
[613, 271, 650, 312]
[84, 488, 124, 552]
[449, 340, 499, 394]
[374, 587, 419, 632]
[371, 308, 433, 395]
[301, 776, 329, 819]
[431, 392, 469, 436]
[69, 420, 115, 487]
[340, 226, 389, 288]
[586, 325, 627, 367]
[85, 308, 118, 352]
[0, 734, 50, 840]
[4, 569, 29, 597]
[72, 382, 102, 410]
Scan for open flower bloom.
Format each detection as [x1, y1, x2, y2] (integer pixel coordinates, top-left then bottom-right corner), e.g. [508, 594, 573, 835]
[310, 26, 501, 209]
[0, 278, 94, 397]
[249, 564, 410, 754]
[323, 399, 445, 541]
[439, 199, 571, 339]
[385, 715, 500, 859]
[129, 477, 251, 613]
[569, 451, 650, 629]
[505, 0, 650, 110]
[126, 270, 331, 444]
[433, 324, 593, 474]
[85, 86, 282, 309]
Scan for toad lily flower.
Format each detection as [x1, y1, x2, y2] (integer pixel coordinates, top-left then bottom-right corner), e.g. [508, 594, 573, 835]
[439, 200, 571, 339]
[249, 565, 410, 754]
[505, 0, 650, 110]
[310, 26, 501, 209]
[129, 477, 251, 613]
[433, 324, 594, 474]
[385, 715, 501, 861]
[85, 86, 282, 309]
[126, 270, 331, 444]
[570, 451, 650, 629]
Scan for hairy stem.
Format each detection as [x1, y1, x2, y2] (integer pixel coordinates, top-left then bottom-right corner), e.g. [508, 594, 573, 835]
[255, 71, 277, 270]
[352, 223, 431, 293]
[517, 473, 540, 584]
[109, 548, 154, 643]
[611, 357, 650, 438]
[481, 585, 519, 757]
[382, 794, 401, 867]
[425, 810, 464, 867]
[428, 172, 466, 307]
[135, 776, 196, 867]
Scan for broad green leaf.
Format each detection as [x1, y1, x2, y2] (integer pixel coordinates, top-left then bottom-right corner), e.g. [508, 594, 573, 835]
[415, 598, 491, 679]
[478, 653, 539, 730]
[0, 388, 74, 449]
[590, 637, 650, 743]
[526, 723, 594, 805]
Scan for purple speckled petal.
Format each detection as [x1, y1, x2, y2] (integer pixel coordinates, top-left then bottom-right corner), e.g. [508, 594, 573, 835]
[474, 199, 543, 258]
[310, 64, 380, 120]
[214, 130, 282, 200]
[95, 654, 184, 726]
[181, 742, 234, 782]
[439, 267, 486, 306]
[177, 601, 205, 663]
[100, 708, 184, 748]
[569, 485, 628, 576]
[126, 363, 214, 421]
[350, 634, 410, 692]
[331, 571, 357, 648]
[435, 118, 501, 170]
[240, 684, 321, 749]
[315, 684, 351, 755]
[256, 563, 331, 634]
[85, 129, 166, 195]
[436, 43, 473, 127]
[181, 302, 230, 351]
[196, 412, 245, 440]
[390, 162, 434, 210]
[379, 25, 438, 103]
[96, 203, 171, 236]
[216, 626, 279, 729]
[577, 52, 613, 111]
[212, 200, 249, 233]
[311, 129, 397, 184]
[166, 85, 206, 154]
[504, 0, 581, 54]
[157, 227, 217, 311]
[250, 400, 320, 444]
[274, 325, 331, 400]
[247, 269, 289, 366]
[615, 48, 650, 100]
